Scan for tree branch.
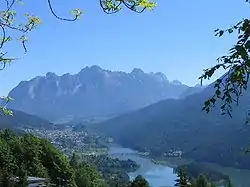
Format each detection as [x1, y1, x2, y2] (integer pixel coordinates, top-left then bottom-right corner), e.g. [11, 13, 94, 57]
[47, 0, 79, 21]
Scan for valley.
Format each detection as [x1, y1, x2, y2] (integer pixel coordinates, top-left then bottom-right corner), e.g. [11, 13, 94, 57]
[1, 1, 249, 186]
[95, 82, 250, 170]
[25, 125, 250, 187]
[1, 66, 250, 187]
[23, 127, 140, 186]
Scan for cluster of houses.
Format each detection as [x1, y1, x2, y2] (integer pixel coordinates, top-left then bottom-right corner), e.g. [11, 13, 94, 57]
[164, 150, 182, 157]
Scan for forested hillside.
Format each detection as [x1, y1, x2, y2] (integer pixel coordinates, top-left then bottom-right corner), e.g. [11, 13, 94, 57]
[96, 84, 250, 169]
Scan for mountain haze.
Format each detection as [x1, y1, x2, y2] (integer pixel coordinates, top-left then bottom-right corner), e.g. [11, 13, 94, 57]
[8, 66, 194, 122]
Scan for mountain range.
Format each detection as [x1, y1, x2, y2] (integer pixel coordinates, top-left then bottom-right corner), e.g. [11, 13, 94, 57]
[7, 65, 202, 122]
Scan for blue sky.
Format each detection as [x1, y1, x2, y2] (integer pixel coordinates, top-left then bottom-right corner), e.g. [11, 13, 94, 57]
[0, 0, 249, 95]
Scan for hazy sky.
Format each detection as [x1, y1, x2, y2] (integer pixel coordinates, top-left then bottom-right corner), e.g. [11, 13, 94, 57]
[0, 0, 249, 95]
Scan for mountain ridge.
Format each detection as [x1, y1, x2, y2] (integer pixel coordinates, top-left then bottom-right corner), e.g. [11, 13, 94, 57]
[8, 65, 201, 122]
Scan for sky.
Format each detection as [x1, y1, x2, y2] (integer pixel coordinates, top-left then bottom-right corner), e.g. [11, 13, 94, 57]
[0, 0, 249, 95]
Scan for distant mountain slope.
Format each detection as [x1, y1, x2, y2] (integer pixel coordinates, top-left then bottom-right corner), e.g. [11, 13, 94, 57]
[96, 84, 250, 169]
[8, 66, 192, 121]
[179, 84, 205, 98]
[0, 110, 54, 131]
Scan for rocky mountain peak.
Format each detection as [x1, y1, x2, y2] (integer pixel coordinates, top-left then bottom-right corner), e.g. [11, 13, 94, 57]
[46, 72, 57, 79]
[8, 66, 193, 122]
[172, 80, 183, 85]
[131, 68, 144, 75]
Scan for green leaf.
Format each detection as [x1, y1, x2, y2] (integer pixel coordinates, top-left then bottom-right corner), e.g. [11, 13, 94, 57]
[217, 30, 224, 37]
[228, 28, 234, 34]
[216, 89, 221, 96]
[70, 9, 83, 18]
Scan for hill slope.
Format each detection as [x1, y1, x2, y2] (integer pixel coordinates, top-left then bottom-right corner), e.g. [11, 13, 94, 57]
[8, 66, 193, 122]
[0, 110, 54, 131]
[96, 84, 250, 169]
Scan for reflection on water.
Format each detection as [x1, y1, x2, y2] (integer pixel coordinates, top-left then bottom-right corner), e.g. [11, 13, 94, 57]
[108, 147, 177, 187]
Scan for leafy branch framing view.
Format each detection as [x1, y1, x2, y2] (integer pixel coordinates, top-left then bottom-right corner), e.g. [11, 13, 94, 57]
[199, 1, 250, 119]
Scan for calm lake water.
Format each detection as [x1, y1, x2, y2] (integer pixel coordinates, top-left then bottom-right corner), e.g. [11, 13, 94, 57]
[108, 146, 250, 187]
[108, 146, 177, 187]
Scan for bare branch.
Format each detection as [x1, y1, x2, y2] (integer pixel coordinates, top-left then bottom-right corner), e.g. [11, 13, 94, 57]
[0, 62, 6, 70]
[5, 0, 15, 11]
[47, 0, 79, 21]
[0, 25, 6, 49]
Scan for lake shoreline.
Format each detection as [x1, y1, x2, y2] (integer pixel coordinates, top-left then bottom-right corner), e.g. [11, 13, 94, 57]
[107, 144, 250, 187]
[108, 146, 178, 187]
[150, 157, 250, 187]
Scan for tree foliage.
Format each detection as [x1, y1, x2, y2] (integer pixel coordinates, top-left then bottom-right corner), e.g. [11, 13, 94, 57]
[77, 154, 139, 187]
[0, 129, 120, 186]
[75, 162, 106, 187]
[194, 174, 208, 187]
[174, 168, 192, 187]
[100, 0, 156, 14]
[174, 168, 228, 187]
[0, 129, 75, 186]
[130, 175, 149, 187]
[199, 1, 250, 119]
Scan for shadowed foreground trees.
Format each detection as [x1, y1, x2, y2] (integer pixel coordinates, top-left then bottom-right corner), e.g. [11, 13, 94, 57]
[0, 129, 109, 187]
[130, 175, 149, 187]
[0, 129, 75, 186]
[174, 168, 233, 187]
[0, 128, 152, 187]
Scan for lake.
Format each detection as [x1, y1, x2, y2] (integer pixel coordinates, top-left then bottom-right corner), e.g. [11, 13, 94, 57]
[108, 146, 177, 187]
[108, 146, 250, 187]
